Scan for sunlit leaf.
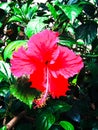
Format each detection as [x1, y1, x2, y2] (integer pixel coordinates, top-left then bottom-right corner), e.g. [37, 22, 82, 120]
[36, 110, 55, 130]
[12, 7, 22, 15]
[0, 71, 7, 82]
[77, 39, 84, 45]
[67, 0, 78, 5]
[58, 4, 82, 23]
[66, 25, 75, 35]
[0, 126, 7, 130]
[96, 0, 98, 5]
[0, 61, 11, 82]
[26, 5, 38, 20]
[8, 16, 23, 22]
[59, 38, 76, 47]
[47, 3, 58, 19]
[21, 3, 28, 15]
[10, 84, 39, 109]
[0, 86, 9, 97]
[25, 17, 47, 38]
[72, 75, 78, 85]
[4, 40, 27, 60]
[59, 121, 74, 130]
[0, 22, 2, 27]
[0, 3, 10, 12]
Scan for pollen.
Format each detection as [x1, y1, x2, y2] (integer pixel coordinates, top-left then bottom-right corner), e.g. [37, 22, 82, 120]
[34, 93, 49, 108]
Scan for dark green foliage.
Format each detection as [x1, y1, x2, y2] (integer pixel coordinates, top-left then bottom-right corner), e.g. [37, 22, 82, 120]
[15, 122, 34, 130]
[75, 21, 97, 44]
[0, 0, 98, 130]
[35, 110, 55, 130]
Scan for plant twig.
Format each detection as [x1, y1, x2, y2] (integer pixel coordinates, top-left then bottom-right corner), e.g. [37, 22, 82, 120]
[3, 117, 7, 126]
[6, 111, 26, 130]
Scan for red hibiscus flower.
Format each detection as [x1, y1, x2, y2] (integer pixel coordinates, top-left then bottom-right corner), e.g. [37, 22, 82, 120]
[10, 30, 84, 108]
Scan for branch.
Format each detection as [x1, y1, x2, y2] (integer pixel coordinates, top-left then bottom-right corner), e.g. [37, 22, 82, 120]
[6, 111, 26, 130]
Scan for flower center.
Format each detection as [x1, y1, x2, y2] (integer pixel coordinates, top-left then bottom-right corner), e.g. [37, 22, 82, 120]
[45, 60, 49, 65]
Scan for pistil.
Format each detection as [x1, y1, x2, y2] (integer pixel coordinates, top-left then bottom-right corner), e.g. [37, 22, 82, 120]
[34, 67, 49, 108]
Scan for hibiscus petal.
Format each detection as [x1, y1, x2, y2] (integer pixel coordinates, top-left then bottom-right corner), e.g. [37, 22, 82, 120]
[27, 29, 59, 63]
[49, 46, 84, 79]
[29, 67, 46, 92]
[49, 72, 69, 98]
[10, 47, 38, 77]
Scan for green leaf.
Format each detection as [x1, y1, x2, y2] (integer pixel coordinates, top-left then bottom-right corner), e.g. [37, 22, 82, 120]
[0, 3, 10, 12]
[29, 5, 38, 14]
[0, 61, 11, 82]
[72, 75, 78, 85]
[59, 121, 74, 130]
[36, 111, 55, 130]
[0, 22, 2, 27]
[25, 17, 47, 38]
[92, 127, 98, 130]
[0, 71, 7, 82]
[75, 21, 97, 44]
[59, 38, 76, 47]
[21, 3, 28, 15]
[67, 0, 78, 5]
[27, 0, 34, 6]
[47, 3, 58, 19]
[49, 125, 63, 130]
[4, 40, 27, 60]
[12, 7, 22, 15]
[58, 4, 82, 23]
[0, 108, 5, 113]
[0, 86, 9, 97]
[8, 16, 23, 22]
[96, 0, 98, 5]
[0, 54, 3, 60]
[0, 126, 7, 130]
[77, 39, 84, 45]
[88, 61, 98, 78]
[0, 9, 7, 22]
[0, 108, 6, 119]
[10, 84, 39, 109]
[83, 3, 95, 17]
[26, 5, 38, 19]
[49, 100, 71, 113]
[66, 25, 75, 35]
